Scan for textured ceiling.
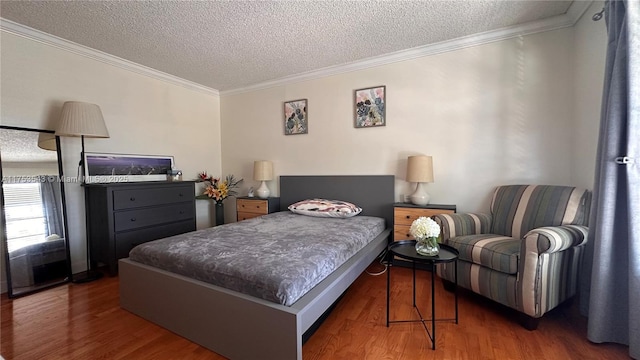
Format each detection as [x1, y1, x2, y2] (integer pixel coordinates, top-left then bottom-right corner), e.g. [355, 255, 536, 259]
[0, 1, 573, 92]
[0, 129, 57, 163]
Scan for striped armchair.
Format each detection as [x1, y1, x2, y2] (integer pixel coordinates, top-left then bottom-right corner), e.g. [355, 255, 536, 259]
[433, 185, 591, 330]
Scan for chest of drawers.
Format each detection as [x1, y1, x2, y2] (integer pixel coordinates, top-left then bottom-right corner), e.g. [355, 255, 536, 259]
[236, 197, 280, 221]
[85, 181, 196, 275]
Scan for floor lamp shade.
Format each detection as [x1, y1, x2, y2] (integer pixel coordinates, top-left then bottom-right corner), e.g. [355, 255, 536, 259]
[406, 155, 434, 205]
[55, 101, 110, 138]
[254, 160, 273, 199]
[37, 132, 57, 151]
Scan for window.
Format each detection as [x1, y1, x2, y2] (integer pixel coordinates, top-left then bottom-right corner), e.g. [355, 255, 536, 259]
[3, 183, 47, 252]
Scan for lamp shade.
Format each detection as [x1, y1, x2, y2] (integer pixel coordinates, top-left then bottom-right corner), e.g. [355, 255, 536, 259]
[37, 132, 57, 151]
[55, 101, 110, 138]
[253, 160, 273, 181]
[406, 155, 434, 183]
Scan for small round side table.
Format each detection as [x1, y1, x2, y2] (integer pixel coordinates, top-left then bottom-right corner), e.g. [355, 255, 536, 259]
[386, 240, 459, 350]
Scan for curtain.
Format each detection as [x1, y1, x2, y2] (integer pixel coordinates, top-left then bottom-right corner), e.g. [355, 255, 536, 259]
[580, 1, 639, 358]
[40, 175, 63, 238]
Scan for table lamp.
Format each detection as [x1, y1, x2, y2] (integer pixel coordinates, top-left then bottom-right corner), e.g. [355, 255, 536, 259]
[253, 160, 273, 199]
[406, 155, 434, 205]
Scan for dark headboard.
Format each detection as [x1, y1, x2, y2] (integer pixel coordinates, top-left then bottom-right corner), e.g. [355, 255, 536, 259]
[279, 175, 395, 229]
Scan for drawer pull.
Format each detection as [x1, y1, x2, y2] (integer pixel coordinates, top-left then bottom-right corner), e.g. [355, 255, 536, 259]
[130, 218, 136, 222]
[179, 193, 184, 197]
[256, 205, 260, 208]
[130, 197, 136, 201]
[179, 210, 184, 214]
[406, 215, 410, 219]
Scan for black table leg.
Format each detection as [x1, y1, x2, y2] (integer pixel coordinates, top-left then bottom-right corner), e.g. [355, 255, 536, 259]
[454, 259, 459, 324]
[412, 260, 416, 307]
[386, 250, 390, 327]
[431, 263, 436, 350]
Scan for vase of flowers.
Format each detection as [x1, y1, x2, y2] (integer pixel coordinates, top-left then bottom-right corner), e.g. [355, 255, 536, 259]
[197, 171, 243, 225]
[409, 216, 441, 256]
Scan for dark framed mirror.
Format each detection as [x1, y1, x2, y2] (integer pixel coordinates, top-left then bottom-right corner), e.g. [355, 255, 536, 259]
[0, 125, 72, 298]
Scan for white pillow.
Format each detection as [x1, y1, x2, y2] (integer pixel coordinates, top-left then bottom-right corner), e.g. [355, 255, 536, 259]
[288, 199, 362, 218]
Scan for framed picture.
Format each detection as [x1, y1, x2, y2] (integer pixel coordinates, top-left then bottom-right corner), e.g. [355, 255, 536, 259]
[84, 152, 174, 183]
[284, 99, 308, 135]
[354, 85, 386, 128]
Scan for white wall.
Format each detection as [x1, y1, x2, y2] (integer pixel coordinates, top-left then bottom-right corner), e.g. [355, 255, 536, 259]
[572, 1, 608, 189]
[1, 31, 221, 277]
[221, 28, 576, 216]
[2, 161, 59, 176]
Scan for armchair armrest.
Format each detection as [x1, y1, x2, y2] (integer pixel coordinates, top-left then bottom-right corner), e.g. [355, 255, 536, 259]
[433, 213, 492, 242]
[523, 225, 589, 254]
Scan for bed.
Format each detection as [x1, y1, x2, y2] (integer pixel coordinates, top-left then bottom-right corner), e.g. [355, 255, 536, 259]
[119, 175, 394, 359]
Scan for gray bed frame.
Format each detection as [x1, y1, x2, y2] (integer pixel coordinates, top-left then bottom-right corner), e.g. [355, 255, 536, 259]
[119, 175, 394, 359]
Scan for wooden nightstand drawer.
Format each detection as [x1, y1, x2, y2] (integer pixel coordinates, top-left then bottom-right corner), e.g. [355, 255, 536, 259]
[394, 225, 414, 240]
[237, 211, 263, 221]
[395, 207, 454, 226]
[236, 197, 280, 222]
[237, 199, 268, 214]
[393, 203, 456, 243]
[392, 203, 456, 268]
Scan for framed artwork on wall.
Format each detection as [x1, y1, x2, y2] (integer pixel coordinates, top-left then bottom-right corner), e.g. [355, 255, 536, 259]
[354, 85, 386, 128]
[84, 152, 174, 183]
[284, 99, 308, 135]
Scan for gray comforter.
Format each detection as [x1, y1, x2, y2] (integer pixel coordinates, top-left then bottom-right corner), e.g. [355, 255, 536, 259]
[129, 211, 386, 306]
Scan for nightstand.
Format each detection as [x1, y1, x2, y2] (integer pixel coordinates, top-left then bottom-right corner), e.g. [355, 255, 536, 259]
[393, 203, 456, 241]
[236, 197, 280, 221]
[393, 203, 456, 269]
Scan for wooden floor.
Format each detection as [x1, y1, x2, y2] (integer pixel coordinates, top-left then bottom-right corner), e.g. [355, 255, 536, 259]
[1, 263, 629, 360]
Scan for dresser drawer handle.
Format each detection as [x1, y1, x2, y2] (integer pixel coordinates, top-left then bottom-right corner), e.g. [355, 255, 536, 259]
[130, 197, 136, 201]
[178, 193, 184, 197]
[130, 218, 136, 222]
[179, 210, 184, 214]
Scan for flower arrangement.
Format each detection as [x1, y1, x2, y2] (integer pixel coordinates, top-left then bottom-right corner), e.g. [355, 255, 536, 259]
[197, 171, 243, 204]
[409, 216, 440, 239]
[410, 216, 441, 256]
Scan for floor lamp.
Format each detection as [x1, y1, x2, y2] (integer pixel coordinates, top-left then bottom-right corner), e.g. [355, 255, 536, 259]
[55, 101, 110, 283]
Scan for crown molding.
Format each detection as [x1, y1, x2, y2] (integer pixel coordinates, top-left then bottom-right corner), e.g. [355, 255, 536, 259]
[0, 18, 220, 97]
[567, 1, 594, 24]
[1, 1, 593, 98]
[222, 1, 593, 96]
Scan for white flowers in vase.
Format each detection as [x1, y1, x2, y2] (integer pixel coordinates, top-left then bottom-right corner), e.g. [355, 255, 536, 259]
[409, 216, 441, 256]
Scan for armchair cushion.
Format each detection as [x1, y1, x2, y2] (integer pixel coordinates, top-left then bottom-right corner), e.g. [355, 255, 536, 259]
[433, 213, 492, 241]
[490, 185, 590, 238]
[448, 234, 521, 274]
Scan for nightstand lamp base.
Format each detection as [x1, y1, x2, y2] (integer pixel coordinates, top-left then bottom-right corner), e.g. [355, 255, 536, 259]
[410, 182, 430, 205]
